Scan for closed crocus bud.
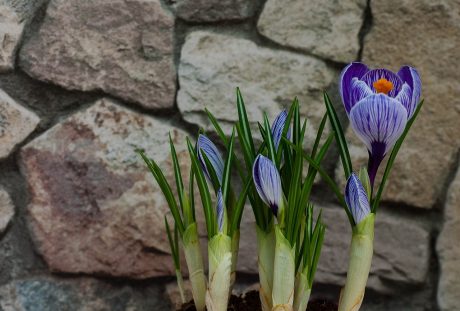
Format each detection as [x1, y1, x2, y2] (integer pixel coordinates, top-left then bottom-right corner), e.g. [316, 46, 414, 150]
[345, 173, 371, 225]
[271, 110, 291, 152]
[197, 134, 224, 185]
[253, 154, 283, 217]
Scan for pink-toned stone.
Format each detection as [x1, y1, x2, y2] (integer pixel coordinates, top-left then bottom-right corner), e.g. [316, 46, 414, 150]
[19, 0, 176, 110]
[20, 98, 191, 278]
[0, 88, 40, 159]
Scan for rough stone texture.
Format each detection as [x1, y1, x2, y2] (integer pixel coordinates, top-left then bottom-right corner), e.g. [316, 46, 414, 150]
[178, 31, 336, 144]
[19, 0, 176, 110]
[0, 0, 45, 71]
[0, 88, 40, 160]
[257, 0, 366, 63]
[0, 277, 170, 310]
[20, 98, 191, 278]
[316, 204, 430, 293]
[0, 2, 22, 71]
[165, 279, 192, 310]
[361, 0, 460, 209]
[437, 166, 460, 311]
[0, 187, 14, 234]
[172, 0, 256, 22]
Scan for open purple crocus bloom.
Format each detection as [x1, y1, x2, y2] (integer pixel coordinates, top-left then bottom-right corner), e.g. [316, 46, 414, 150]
[253, 155, 282, 216]
[340, 62, 421, 186]
[197, 134, 224, 185]
[345, 173, 371, 225]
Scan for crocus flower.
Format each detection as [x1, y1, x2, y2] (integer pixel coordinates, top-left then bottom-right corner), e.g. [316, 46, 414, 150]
[253, 155, 282, 216]
[340, 62, 421, 185]
[345, 173, 371, 225]
[271, 110, 291, 151]
[216, 188, 224, 232]
[197, 134, 224, 185]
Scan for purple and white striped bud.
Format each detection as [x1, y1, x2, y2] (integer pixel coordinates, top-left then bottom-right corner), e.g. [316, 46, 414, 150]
[197, 134, 224, 185]
[271, 110, 291, 151]
[253, 155, 282, 216]
[345, 173, 371, 225]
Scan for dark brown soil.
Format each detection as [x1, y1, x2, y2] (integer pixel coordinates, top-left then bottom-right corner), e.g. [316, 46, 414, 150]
[178, 291, 338, 311]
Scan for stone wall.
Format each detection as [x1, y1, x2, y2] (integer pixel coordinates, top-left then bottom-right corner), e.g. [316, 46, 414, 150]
[0, 0, 458, 310]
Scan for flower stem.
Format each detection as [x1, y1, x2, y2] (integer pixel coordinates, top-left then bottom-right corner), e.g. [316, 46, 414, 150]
[338, 214, 375, 311]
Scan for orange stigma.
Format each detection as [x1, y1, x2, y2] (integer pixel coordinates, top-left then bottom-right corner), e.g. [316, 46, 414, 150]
[373, 78, 393, 94]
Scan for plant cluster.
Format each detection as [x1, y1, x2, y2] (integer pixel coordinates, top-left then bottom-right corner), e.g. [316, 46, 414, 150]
[138, 62, 422, 311]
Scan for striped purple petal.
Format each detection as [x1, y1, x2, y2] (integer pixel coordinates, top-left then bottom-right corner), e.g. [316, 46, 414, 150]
[197, 134, 224, 185]
[253, 155, 282, 216]
[271, 110, 290, 151]
[345, 173, 371, 225]
[361, 68, 403, 98]
[395, 83, 413, 117]
[340, 62, 369, 114]
[349, 94, 408, 185]
[349, 78, 374, 112]
[397, 66, 421, 118]
[216, 188, 224, 232]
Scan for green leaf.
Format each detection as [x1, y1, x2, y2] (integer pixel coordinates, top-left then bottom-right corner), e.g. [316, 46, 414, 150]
[206, 108, 246, 181]
[205, 108, 228, 146]
[169, 134, 185, 212]
[137, 150, 185, 234]
[372, 100, 424, 213]
[165, 216, 180, 269]
[236, 122, 255, 174]
[229, 176, 252, 235]
[324, 92, 353, 178]
[222, 129, 235, 205]
[188, 168, 196, 224]
[308, 214, 325, 287]
[236, 88, 256, 158]
[292, 98, 301, 145]
[310, 113, 328, 161]
[263, 113, 278, 166]
[186, 138, 216, 238]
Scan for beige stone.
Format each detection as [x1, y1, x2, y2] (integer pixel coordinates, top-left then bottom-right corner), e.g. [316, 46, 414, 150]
[178, 31, 336, 146]
[257, 0, 366, 62]
[0, 88, 40, 159]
